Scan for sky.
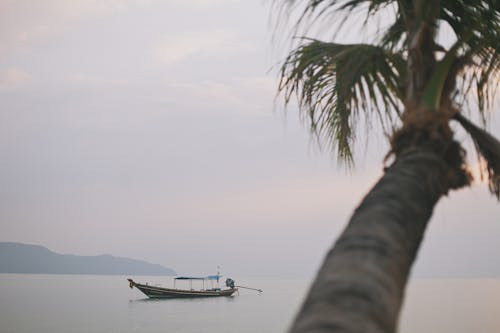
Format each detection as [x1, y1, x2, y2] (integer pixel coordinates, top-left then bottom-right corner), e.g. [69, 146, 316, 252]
[0, 0, 499, 279]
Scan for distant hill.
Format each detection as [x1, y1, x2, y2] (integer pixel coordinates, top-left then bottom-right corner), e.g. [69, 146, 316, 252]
[0, 242, 176, 276]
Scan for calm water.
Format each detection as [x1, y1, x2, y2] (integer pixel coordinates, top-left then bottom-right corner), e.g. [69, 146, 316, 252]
[1, 274, 500, 333]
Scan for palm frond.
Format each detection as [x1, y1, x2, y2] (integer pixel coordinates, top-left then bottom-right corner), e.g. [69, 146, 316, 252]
[277, 0, 398, 39]
[278, 40, 405, 163]
[456, 48, 500, 122]
[380, 9, 407, 51]
[454, 113, 500, 199]
[283, 0, 395, 18]
[422, 35, 471, 110]
[440, 0, 500, 119]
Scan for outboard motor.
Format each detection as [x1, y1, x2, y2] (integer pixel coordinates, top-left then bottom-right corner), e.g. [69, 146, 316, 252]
[225, 278, 235, 289]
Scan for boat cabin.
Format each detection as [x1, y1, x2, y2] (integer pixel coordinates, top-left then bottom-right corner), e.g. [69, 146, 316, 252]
[173, 275, 222, 291]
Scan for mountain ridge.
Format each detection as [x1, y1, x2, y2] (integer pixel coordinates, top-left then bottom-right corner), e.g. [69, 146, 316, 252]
[0, 242, 176, 276]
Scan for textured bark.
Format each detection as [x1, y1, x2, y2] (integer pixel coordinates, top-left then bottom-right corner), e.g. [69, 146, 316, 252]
[289, 149, 452, 333]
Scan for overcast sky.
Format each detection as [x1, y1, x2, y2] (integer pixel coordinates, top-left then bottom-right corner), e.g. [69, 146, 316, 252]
[1, 0, 499, 278]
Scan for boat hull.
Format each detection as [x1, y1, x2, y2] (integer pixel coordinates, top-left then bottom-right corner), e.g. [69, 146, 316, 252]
[128, 279, 237, 298]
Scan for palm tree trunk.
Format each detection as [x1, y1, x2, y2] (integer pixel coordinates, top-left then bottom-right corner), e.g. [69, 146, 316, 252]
[289, 149, 455, 333]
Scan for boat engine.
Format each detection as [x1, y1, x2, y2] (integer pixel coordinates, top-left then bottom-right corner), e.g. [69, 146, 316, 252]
[225, 278, 235, 289]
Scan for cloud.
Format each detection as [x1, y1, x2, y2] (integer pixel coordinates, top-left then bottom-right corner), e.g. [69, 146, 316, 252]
[160, 75, 276, 115]
[168, 0, 240, 9]
[0, 1, 102, 57]
[234, 76, 277, 98]
[68, 73, 130, 86]
[0, 0, 240, 58]
[155, 170, 376, 230]
[166, 81, 243, 107]
[152, 30, 254, 66]
[0, 68, 32, 90]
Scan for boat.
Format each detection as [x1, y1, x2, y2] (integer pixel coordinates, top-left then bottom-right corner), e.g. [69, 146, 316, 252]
[127, 275, 238, 299]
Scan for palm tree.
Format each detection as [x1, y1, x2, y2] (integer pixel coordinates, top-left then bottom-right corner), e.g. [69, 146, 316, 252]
[276, 1, 500, 332]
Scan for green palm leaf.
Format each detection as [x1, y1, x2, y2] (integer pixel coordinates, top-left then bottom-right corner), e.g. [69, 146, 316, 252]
[277, 0, 500, 194]
[279, 40, 405, 163]
[439, 0, 500, 116]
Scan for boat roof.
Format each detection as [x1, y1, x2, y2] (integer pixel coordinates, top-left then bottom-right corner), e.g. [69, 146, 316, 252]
[175, 275, 222, 281]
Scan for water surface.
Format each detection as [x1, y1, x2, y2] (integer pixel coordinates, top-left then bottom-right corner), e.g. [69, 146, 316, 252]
[1, 274, 499, 332]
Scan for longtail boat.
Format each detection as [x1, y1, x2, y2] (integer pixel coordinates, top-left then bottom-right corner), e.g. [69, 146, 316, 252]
[127, 275, 238, 298]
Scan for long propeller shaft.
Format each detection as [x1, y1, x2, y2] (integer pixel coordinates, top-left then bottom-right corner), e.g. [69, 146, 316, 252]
[236, 285, 262, 293]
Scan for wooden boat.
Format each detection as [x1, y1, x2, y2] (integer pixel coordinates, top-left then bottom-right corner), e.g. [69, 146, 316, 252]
[127, 276, 238, 298]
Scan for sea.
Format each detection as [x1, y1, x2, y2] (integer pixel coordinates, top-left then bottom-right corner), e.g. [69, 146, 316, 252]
[1, 274, 499, 333]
